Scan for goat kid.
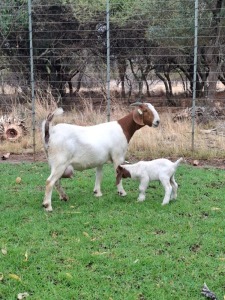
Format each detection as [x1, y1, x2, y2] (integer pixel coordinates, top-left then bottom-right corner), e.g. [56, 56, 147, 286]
[42, 103, 160, 211]
[116, 158, 183, 205]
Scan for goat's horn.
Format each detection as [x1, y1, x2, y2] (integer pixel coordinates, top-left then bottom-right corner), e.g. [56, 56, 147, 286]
[130, 102, 143, 107]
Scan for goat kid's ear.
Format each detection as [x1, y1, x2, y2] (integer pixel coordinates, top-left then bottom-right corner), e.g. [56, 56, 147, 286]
[133, 106, 144, 126]
[116, 172, 123, 185]
[116, 165, 124, 185]
[116, 165, 123, 173]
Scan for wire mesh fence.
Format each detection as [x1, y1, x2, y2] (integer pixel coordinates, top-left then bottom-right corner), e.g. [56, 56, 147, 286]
[0, 0, 225, 154]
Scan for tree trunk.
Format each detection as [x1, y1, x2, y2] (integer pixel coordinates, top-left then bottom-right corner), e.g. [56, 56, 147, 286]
[204, 0, 223, 107]
[164, 72, 173, 96]
[144, 76, 151, 97]
[155, 71, 169, 96]
[206, 62, 218, 107]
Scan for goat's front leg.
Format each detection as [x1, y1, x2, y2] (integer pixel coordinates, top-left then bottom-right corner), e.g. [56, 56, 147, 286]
[114, 161, 127, 196]
[117, 179, 127, 196]
[93, 166, 103, 197]
[114, 163, 127, 197]
[137, 177, 149, 202]
[55, 179, 69, 201]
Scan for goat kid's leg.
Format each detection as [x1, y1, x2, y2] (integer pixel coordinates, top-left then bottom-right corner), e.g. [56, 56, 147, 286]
[137, 178, 149, 202]
[55, 179, 69, 201]
[93, 166, 103, 197]
[170, 175, 178, 200]
[161, 179, 173, 205]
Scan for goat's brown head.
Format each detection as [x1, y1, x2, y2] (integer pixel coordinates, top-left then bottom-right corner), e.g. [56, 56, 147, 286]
[131, 102, 160, 127]
[116, 165, 131, 185]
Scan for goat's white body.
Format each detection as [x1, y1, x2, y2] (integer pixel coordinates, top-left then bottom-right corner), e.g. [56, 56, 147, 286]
[43, 121, 128, 211]
[46, 122, 128, 170]
[120, 158, 182, 205]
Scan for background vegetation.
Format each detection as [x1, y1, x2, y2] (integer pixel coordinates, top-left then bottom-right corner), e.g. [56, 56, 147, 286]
[0, 0, 225, 109]
[1, 101, 225, 160]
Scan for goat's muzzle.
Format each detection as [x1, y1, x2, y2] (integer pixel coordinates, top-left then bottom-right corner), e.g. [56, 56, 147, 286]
[153, 120, 160, 128]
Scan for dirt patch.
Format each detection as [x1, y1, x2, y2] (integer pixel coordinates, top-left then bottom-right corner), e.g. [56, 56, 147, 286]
[185, 157, 225, 169]
[0, 152, 47, 164]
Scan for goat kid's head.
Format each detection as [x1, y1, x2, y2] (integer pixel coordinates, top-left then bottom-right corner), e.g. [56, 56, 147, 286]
[131, 102, 160, 128]
[116, 165, 131, 185]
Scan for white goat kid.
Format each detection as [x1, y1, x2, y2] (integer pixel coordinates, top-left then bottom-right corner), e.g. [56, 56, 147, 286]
[42, 103, 160, 211]
[116, 158, 183, 205]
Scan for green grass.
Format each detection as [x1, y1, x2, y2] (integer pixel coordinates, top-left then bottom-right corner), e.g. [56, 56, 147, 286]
[1, 161, 225, 300]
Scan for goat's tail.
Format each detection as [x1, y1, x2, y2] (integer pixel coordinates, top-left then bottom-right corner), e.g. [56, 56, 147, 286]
[174, 157, 183, 168]
[42, 107, 64, 147]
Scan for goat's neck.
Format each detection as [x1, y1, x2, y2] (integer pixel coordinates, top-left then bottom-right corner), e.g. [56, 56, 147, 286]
[117, 112, 143, 142]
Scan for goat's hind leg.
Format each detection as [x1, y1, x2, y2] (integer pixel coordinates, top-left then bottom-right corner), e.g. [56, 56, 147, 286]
[170, 175, 178, 200]
[42, 175, 55, 212]
[42, 166, 67, 211]
[161, 178, 173, 205]
[55, 179, 69, 201]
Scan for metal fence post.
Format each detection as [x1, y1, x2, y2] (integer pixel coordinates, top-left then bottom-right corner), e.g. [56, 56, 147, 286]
[28, 0, 36, 160]
[106, 0, 110, 121]
[192, 0, 199, 152]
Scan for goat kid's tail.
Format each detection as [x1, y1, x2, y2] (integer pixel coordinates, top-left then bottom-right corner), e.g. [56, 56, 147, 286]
[42, 107, 64, 147]
[174, 157, 183, 168]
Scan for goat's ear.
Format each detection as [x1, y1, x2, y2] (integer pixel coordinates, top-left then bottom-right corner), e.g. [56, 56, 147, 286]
[133, 107, 144, 125]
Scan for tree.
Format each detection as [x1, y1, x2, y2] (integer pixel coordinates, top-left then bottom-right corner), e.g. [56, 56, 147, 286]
[199, 0, 225, 107]
[1, 0, 225, 109]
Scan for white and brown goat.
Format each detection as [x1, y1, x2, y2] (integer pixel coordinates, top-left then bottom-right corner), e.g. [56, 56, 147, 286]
[42, 103, 160, 211]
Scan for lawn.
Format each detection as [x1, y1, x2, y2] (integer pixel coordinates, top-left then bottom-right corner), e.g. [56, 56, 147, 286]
[0, 161, 225, 300]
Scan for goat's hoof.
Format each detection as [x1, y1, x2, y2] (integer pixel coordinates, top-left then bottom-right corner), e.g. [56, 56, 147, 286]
[162, 202, 169, 206]
[137, 195, 145, 202]
[60, 195, 69, 202]
[170, 197, 176, 201]
[42, 203, 53, 212]
[118, 191, 127, 197]
[93, 190, 102, 197]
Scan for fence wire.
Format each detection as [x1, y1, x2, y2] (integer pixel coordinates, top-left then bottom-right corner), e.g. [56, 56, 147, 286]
[1, 0, 225, 157]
